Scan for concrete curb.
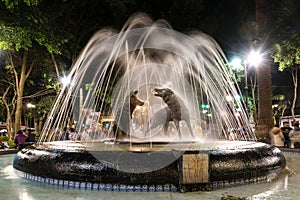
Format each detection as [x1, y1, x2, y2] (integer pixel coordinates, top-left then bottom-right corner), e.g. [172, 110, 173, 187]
[0, 149, 18, 155]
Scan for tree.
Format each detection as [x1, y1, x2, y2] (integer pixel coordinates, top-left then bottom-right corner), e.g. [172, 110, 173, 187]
[0, 83, 16, 140]
[249, 76, 258, 124]
[0, 1, 62, 134]
[254, 0, 274, 141]
[272, 36, 300, 124]
[0, 29, 33, 134]
[268, 0, 300, 126]
[272, 94, 289, 126]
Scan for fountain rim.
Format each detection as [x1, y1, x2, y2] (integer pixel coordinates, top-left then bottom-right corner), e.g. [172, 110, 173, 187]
[30, 139, 261, 153]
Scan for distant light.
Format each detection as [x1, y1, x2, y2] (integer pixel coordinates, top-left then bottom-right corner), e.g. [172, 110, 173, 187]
[229, 57, 243, 70]
[236, 107, 242, 112]
[27, 103, 36, 108]
[235, 95, 241, 101]
[247, 51, 262, 67]
[221, 111, 227, 116]
[226, 95, 233, 102]
[201, 104, 209, 109]
[61, 75, 71, 87]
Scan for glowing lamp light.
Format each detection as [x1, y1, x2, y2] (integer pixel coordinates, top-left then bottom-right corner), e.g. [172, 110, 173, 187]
[27, 103, 36, 108]
[61, 75, 71, 87]
[247, 51, 262, 67]
[221, 111, 227, 116]
[235, 95, 241, 101]
[230, 57, 243, 70]
[201, 104, 210, 109]
[226, 95, 233, 102]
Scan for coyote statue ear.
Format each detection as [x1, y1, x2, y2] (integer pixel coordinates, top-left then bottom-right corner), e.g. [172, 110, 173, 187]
[133, 90, 138, 95]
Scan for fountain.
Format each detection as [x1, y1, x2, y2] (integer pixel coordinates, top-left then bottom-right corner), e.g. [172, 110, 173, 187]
[13, 13, 285, 192]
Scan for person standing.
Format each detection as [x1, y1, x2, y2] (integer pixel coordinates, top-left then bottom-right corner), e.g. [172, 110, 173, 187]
[289, 121, 300, 138]
[59, 127, 70, 140]
[289, 121, 300, 148]
[281, 122, 292, 148]
[68, 128, 77, 140]
[269, 124, 284, 147]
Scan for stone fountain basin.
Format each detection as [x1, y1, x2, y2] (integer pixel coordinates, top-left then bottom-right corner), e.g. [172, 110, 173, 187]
[13, 140, 286, 192]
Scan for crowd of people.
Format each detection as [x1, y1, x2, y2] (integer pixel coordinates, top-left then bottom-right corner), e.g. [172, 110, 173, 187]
[57, 126, 110, 142]
[14, 128, 36, 149]
[0, 128, 36, 150]
[269, 121, 300, 148]
[3, 121, 300, 150]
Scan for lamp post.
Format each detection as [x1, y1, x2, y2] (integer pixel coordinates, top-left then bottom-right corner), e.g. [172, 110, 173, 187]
[244, 60, 249, 113]
[246, 50, 262, 119]
[230, 51, 262, 115]
[27, 103, 36, 129]
[229, 57, 249, 113]
[61, 75, 71, 88]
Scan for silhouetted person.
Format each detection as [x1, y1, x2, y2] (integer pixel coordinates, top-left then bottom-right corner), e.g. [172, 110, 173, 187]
[59, 127, 70, 140]
[289, 121, 300, 148]
[281, 122, 292, 148]
[25, 129, 36, 142]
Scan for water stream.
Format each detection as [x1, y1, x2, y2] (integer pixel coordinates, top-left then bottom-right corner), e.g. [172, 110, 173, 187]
[39, 13, 254, 146]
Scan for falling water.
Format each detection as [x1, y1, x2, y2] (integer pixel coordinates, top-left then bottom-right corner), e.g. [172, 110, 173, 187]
[39, 13, 255, 147]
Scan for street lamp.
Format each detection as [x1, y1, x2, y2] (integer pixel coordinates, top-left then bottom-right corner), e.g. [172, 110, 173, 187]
[230, 50, 262, 114]
[27, 103, 36, 109]
[245, 50, 262, 113]
[247, 51, 262, 67]
[27, 103, 36, 129]
[61, 75, 71, 88]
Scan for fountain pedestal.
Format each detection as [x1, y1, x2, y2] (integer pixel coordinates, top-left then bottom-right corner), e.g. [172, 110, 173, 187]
[13, 140, 286, 192]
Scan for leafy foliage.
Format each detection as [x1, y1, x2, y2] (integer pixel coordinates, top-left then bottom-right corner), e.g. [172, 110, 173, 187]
[3, 0, 39, 9]
[0, 25, 33, 51]
[35, 96, 55, 119]
[272, 34, 300, 72]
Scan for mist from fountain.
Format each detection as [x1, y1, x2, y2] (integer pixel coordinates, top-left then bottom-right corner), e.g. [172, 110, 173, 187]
[39, 13, 255, 149]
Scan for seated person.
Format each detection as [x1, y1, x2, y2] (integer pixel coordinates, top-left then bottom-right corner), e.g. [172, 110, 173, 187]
[25, 129, 36, 142]
[14, 130, 27, 148]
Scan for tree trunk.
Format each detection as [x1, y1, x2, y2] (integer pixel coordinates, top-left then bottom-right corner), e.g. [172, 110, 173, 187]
[14, 51, 28, 132]
[291, 68, 298, 125]
[4, 103, 13, 141]
[2, 85, 15, 140]
[255, 0, 274, 141]
[250, 76, 258, 124]
[38, 117, 43, 137]
[256, 58, 273, 139]
[50, 52, 60, 78]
